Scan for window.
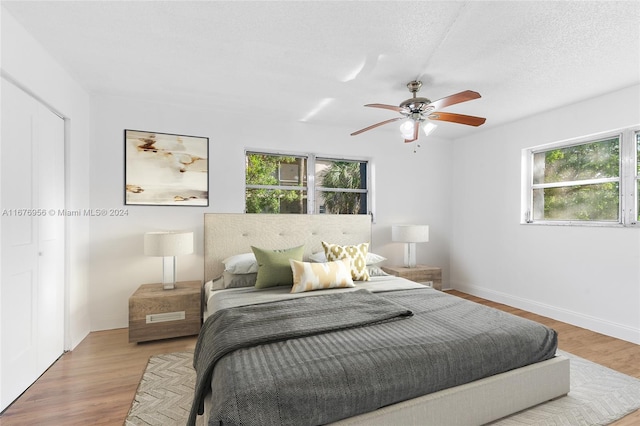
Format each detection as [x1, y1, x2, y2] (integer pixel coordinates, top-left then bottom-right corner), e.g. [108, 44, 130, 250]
[636, 131, 640, 222]
[245, 151, 370, 215]
[531, 137, 620, 222]
[314, 158, 367, 214]
[245, 153, 307, 214]
[523, 127, 640, 225]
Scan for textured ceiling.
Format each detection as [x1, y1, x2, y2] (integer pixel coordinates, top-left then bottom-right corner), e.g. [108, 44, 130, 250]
[3, 1, 639, 139]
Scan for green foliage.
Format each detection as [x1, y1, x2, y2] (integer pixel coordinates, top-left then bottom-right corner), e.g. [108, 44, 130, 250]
[538, 138, 619, 220]
[320, 162, 362, 214]
[542, 138, 619, 183]
[245, 154, 365, 214]
[637, 137, 640, 175]
[245, 154, 304, 213]
[540, 183, 619, 221]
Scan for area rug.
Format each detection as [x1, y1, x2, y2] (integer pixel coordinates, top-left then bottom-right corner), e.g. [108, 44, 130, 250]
[125, 350, 640, 426]
[125, 351, 203, 426]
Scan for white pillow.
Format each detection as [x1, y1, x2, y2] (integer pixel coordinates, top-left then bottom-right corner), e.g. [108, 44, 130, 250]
[309, 251, 386, 265]
[222, 253, 258, 274]
[365, 252, 387, 265]
[368, 265, 390, 277]
[309, 251, 328, 263]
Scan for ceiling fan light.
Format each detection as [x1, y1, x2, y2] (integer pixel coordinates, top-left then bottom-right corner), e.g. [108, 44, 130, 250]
[400, 120, 415, 139]
[423, 122, 437, 136]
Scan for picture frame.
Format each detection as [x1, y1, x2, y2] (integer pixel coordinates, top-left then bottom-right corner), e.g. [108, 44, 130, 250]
[124, 129, 209, 206]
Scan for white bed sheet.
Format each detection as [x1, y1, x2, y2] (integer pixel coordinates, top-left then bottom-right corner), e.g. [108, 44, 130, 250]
[204, 275, 425, 318]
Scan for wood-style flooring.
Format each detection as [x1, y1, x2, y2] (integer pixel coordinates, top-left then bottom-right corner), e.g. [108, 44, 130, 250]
[1, 290, 638, 425]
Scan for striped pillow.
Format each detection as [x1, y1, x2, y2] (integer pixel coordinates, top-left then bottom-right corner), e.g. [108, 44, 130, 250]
[321, 241, 370, 281]
[289, 258, 355, 293]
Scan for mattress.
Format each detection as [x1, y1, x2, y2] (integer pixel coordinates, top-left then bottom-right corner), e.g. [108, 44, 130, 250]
[195, 278, 559, 426]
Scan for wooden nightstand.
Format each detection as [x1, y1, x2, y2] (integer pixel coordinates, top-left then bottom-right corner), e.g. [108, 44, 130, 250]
[128, 280, 202, 343]
[381, 265, 442, 291]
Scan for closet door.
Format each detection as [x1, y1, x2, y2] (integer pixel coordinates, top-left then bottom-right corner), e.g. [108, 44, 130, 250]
[1, 79, 65, 411]
[34, 94, 65, 373]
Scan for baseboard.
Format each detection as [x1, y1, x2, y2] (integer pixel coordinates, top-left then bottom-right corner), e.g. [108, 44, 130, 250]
[90, 316, 128, 332]
[453, 283, 640, 345]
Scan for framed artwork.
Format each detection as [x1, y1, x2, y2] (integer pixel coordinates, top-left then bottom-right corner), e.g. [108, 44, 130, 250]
[125, 129, 209, 206]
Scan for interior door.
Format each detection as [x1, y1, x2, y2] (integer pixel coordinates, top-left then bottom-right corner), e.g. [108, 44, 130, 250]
[1, 78, 65, 411]
[34, 92, 65, 374]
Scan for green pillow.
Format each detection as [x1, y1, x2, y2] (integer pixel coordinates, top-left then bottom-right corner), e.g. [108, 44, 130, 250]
[251, 245, 305, 289]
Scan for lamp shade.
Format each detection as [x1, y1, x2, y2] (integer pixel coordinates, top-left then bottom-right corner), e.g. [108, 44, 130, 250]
[144, 231, 193, 257]
[392, 225, 429, 243]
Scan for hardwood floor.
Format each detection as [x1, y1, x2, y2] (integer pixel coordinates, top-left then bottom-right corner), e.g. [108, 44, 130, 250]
[0, 330, 197, 425]
[1, 291, 638, 425]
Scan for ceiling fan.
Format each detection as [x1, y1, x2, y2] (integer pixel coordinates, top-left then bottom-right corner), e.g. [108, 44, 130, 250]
[351, 81, 486, 143]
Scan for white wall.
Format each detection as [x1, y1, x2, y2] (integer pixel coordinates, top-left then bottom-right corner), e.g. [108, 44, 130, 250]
[1, 9, 92, 350]
[7, 4, 637, 347]
[6, 5, 638, 346]
[89, 94, 453, 330]
[451, 84, 640, 344]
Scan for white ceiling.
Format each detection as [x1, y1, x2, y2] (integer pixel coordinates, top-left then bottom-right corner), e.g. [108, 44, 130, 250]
[3, 1, 639, 139]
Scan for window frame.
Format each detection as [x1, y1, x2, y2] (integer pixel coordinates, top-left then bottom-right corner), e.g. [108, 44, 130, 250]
[632, 129, 640, 225]
[245, 149, 374, 218]
[312, 156, 369, 215]
[245, 151, 308, 214]
[522, 126, 640, 227]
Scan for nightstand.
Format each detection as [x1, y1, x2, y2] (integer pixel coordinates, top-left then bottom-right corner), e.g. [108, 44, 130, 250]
[381, 265, 442, 291]
[128, 280, 202, 343]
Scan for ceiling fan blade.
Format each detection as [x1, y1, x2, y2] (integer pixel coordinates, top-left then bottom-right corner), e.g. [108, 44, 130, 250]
[404, 121, 419, 143]
[351, 117, 404, 136]
[428, 112, 486, 127]
[427, 90, 481, 111]
[364, 103, 405, 113]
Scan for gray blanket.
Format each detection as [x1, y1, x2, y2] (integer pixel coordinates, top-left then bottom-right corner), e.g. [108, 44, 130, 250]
[189, 289, 414, 426]
[195, 287, 557, 426]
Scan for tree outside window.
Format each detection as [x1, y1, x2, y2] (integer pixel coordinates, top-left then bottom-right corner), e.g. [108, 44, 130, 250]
[245, 153, 306, 213]
[316, 160, 367, 214]
[532, 138, 620, 221]
[245, 152, 369, 215]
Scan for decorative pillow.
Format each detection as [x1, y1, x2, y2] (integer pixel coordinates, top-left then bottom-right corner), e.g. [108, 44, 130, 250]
[367, 265, 390, 277]
[310, 251, 386, 266]
[251, 245, 305, 289]
[205, 276, 224, 296]
[222, 253, 258, 274]
[223, 271, 257, 288]
[365, 252, 386, 265]
[289, 258, 354, 293]
[321, 241, 370, 281]
[308, 251, 327, 263]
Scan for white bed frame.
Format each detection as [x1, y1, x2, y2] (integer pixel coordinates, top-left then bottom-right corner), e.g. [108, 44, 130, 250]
[203, 213, 570, 426]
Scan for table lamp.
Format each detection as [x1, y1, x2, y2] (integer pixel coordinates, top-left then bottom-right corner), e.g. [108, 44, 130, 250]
[391, 225, 429, 268]
[144, 231, 193, 289]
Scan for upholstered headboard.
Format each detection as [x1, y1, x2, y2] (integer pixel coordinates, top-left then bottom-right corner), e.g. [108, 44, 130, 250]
[204, 213, 372, 283]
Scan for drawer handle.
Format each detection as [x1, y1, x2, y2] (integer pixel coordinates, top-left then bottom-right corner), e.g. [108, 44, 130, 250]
[146, 311, 185, 324]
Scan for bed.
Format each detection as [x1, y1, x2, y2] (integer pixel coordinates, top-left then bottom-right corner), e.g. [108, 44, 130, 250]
[192, 213, 569, 426]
